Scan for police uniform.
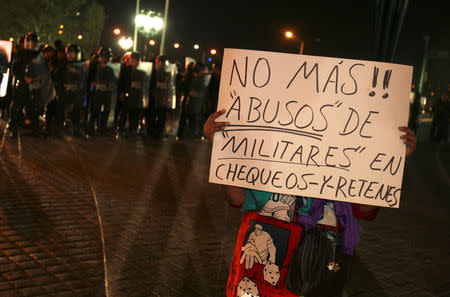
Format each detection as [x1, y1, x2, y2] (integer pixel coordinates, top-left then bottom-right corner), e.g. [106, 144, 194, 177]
[88, 47, 115, 136]
[59, 60, 84, 136]
[118, 67, 147, 136]
[10, 35, 48, 136]
[114, 61, 131, 130]
[149, 63, 169, 138]
[43, 45, 59, 135]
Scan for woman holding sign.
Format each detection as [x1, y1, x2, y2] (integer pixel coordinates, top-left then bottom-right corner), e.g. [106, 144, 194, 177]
[204, 109, 417, 297]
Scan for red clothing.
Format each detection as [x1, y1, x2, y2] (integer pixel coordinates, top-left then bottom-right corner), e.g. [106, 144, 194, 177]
[226, 203, 378, 297]
[227, 210, 303, 297]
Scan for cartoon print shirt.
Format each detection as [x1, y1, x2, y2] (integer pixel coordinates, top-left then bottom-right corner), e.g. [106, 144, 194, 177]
[256, 193, 339, 228]
[226, 189, 378, 297]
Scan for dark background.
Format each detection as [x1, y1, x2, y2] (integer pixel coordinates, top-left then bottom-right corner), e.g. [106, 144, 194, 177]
[99, 0, 449, 86]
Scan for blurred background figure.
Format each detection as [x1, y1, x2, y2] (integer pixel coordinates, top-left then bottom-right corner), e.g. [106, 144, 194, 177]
[57, 44, 84, 137]
[43, 44, 59, 136]
[118, 52, 148, 138]
[10, 32, 48, 138]
[177, 63, 209, 140]
[205, 62, 221, 121]
[88, 47, 115, 137]
[147, 55, 169, 138]
[114, 52, 132, 131]
[430, 90, 449, 143]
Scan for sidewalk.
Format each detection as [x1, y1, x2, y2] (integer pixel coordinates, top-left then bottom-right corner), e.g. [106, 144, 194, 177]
[0, 121, 448, 296]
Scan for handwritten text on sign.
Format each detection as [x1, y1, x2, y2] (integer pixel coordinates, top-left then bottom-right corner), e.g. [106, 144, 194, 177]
[209, 49, 413, 208]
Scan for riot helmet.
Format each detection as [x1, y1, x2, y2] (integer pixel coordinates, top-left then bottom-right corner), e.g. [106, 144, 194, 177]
[66, 43, 80, 54]
[18, 36, 25, 48]
[130, 52, 140, 61]
[97, 47, 112, 65]
[43, 44, 55, 61]
[98, 47, 112, 59]
[130, 52, 140, 68]
[155, 55, 168, 71]
[24, 32, 39, 50]
[66, 44, 80, 62]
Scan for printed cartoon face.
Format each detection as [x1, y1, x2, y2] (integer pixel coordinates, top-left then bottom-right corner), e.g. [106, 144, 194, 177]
[258, 194, 296, 222]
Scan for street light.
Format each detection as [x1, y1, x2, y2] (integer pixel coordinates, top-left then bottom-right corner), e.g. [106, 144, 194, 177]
[149, 39, 156, 46]
[113, 28, 121, 35]
[283, 30, 304, 55]
[134, 9, 164, 52]
[210, 49, 217, 55]
[9, 37, 13, 42]
[193, 44, 199, 50]
[58, 30, 63, 35]
[173, 42, 180, 49]
[119, 37, 134, 51]
[77, 34, 83, 40]
[135, 14, 164, 32]
[285, 31, 293, 39]
[133, 0, 169, 55]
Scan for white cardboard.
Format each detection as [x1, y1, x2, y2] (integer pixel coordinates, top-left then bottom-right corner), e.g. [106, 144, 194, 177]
[209, 49, 413, 208]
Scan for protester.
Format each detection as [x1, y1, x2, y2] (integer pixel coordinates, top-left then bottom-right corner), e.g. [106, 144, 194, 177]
[203, 109, 417, 297]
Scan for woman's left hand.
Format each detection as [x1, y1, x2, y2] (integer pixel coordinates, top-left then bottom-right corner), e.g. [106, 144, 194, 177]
[399, 126, 417, 157]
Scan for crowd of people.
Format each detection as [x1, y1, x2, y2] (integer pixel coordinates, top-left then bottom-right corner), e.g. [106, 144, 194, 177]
[0, 32, 221, 140]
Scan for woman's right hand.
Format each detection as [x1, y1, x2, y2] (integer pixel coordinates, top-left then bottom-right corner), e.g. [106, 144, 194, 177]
[203, 109, 230, 144]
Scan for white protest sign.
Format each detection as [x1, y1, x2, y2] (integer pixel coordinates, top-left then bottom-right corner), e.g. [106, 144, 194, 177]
[209, 49, 413, 208]
[0, 40, 12, 98]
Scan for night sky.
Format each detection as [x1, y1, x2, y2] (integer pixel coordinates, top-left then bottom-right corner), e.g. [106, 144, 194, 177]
[99, 0, 449, 84]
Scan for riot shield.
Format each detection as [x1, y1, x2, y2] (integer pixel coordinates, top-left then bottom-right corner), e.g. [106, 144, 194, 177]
[0, 40, 12, 98]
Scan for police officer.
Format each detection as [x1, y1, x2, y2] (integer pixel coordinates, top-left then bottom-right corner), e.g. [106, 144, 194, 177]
[42, 44, 59, 135]
[118, 52, 147, 137]
[88, 47, 115, 136]
[114, 53, 132, 131]
[10, 32, 48, 137]
[0, 48, 7, 87]
[58, 44, 84, 137]
[148, 55, 169, 138]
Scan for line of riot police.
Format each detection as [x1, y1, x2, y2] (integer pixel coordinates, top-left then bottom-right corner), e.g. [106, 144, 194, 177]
[6, 32, 127, 139]
[3, 32, 221, 140]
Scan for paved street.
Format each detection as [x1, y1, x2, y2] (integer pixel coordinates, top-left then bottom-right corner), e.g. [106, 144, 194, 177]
[0, 123, 448, 297]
